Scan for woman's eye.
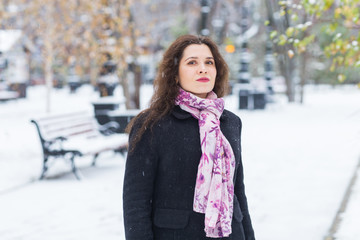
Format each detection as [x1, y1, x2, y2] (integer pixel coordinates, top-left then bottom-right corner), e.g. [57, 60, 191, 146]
[188, 61, 196, 65]
[206, 61, 214, 65]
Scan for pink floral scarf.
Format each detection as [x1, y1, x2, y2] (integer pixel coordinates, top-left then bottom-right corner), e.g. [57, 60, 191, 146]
[175, 88, 236, 238]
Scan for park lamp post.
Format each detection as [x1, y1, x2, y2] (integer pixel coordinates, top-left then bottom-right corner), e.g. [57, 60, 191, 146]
[237, 2, 253, 109]
[264, 23, 275, 96]
[200, 0, 210, 36]
[212, 18, 224, 44]
[238, 2, 250, 85]
[237, 1, 266, 110]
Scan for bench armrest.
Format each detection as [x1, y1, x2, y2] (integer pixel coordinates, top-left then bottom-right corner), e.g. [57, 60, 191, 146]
[55, 136, 67, 142]
[98, 121, 120, 136]
[47, 136, 67, 146]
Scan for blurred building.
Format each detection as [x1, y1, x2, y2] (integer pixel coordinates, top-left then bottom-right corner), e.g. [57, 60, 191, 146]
[0, 29, 34, 98]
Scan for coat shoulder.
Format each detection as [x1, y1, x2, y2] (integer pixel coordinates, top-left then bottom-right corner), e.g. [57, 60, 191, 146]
[223, 109, 242, 125]
[129, 109, 150, 131]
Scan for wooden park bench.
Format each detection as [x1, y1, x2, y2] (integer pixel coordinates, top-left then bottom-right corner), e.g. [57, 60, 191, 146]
[31, 111, 129, 180]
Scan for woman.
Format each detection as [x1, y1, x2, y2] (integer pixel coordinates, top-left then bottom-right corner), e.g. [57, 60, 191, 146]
[123, 34, 255, 240]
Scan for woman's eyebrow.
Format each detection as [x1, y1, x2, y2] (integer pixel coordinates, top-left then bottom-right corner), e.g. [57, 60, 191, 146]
[184, 56, 198, 61]
[184, 56, 214, 61]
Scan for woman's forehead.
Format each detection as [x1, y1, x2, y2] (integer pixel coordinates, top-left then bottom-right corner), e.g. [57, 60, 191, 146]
[181, 44, 213, 59]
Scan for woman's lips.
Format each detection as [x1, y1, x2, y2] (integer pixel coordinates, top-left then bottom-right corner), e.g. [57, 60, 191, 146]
[196, 77, 210, 82]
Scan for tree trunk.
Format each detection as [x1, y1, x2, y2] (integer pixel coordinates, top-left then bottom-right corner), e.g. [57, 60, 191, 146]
[299, 16, 310, 104]
[266, 0, 297, 102]
[126, 3, 141, 109]
[44, 3, 54, 113]
[122, 69, 131, 109]
[133, 64, 141, 108]
[299, 50, 308, 104]
[286, 58, 296, 102]
[278, 54, 296, 102]
[89, 56, 98, 86]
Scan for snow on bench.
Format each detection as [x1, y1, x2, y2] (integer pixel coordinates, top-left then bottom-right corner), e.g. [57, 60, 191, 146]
[0, 90, 19, 102]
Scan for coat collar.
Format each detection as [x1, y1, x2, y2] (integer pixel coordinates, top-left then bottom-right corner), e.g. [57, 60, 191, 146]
[171, 105, 227, 121]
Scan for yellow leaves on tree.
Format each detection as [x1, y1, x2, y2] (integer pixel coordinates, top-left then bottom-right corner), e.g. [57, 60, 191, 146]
[272, 0, 360, 83]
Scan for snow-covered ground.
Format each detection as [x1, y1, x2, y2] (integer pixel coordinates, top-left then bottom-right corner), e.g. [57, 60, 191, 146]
[0, 84, 359, 240]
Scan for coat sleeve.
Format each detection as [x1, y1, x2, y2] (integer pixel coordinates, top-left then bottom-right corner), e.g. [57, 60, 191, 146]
[123, 120, 158, 240]
[234, 117, 256, 240]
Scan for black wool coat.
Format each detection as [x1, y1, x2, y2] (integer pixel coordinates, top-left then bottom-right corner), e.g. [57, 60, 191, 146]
[123, 105, 255, 240]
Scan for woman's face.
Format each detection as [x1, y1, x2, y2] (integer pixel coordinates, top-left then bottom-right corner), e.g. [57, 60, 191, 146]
[178, 44, 217, 98]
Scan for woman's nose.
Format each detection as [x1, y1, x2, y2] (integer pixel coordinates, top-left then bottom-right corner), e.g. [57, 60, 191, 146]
[198, 63, 207, 74]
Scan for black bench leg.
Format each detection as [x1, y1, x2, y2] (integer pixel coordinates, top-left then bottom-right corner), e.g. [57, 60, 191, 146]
[92, 153, 99, 166]
[39, 157, 49, 180]
[70, 156, 81, 180]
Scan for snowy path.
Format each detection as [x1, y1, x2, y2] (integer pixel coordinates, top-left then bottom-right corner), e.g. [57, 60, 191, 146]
[0, 85, 359, 240]
[0, 156, 126, 240]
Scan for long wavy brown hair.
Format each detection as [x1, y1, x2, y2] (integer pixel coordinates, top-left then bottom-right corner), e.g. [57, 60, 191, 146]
[126, 34, 229, 150]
